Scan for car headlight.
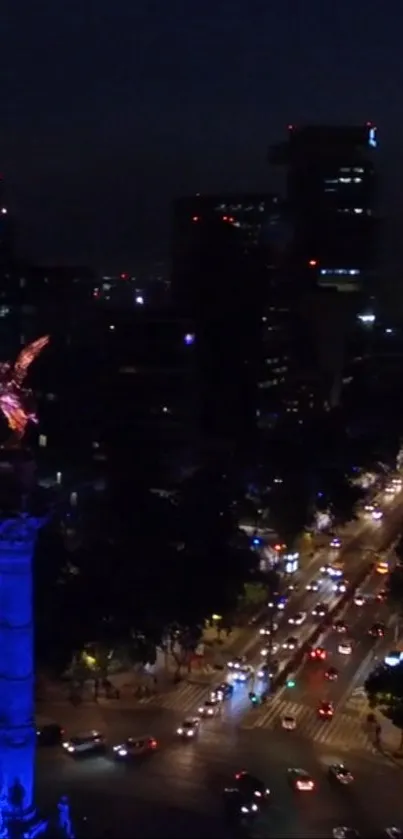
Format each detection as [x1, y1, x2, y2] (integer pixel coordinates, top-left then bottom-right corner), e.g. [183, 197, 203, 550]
[251, 803, 258, 812]
[113, 744, 122, 751]
[177, 728, 183, 734]
[254, 790, 262, 797]
[187, 730, 194, 736]
[198, 707, 203, 713]
[241, 806, 249, 814]
[265, 788, 270, 795]
[62, 742, 69, 749]
[118, 749, 128, 757]
[67, 746, 74, 753]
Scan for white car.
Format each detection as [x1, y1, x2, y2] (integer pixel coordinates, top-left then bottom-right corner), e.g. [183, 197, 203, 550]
[338, 640, 353, 655]
[311, 603, 328, 618]
[259, 623, 278, 636]
[282, 636, 298, 650]
[320, 564, 342, 578]
[354, 593, 365, 606]
[233, 664, 253, 682]
[62, 730, 106, 756]
[198, 700, 220, 717]
[306, 579, 321, 592]
[227, 656, 246, 670]
[260, 642, 279, 657]
[288, 611, 306, 626]
[282, 715, 297, 730]
[177, 718, 200, 737]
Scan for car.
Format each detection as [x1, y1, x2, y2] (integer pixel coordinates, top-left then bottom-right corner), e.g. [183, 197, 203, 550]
[330, 537, 341, 549]
[338, 639, 353, 655]
[369, 621, 386, 638]
[282, 715, 297, 730]
[176, 718, 200, 738]
[257, 661, 279, 679]
[376, 588, 388, 601]
[259, 623, 279, 636]
[384, 829, 403, 839]
[354, 593, 365, 606]
[112, 735, 157, 759]
[334, 620, 347, 633]
[211, 683, 233, 701]
[62, 730, 106, 756]
[306, 579, 321, 592]
[233, 664, 254, 683]
[288, 611, 306, 625]
[282, 636, 298, 650]
[318, 700, 334, 718]
[260, 642, 279, 657]
[333, 580, 347, 593]
[325, 666, 339, 681]
[333, 829, 360, 839]
[227, 656, 246, 670]
[321, 563, 343, 577]
[276, 595, 288, 611]
[372, 508, 383, 520]
[310, 646, 327, 660]
[287, 580, 299, 592]
[287, 768, 315, 791]
[232, 771, 270, 802]
[328, 763, 354, 784]
[311, 602, 328, 618]
[198, 699, 220, 717]
[36, 718, 64, 747]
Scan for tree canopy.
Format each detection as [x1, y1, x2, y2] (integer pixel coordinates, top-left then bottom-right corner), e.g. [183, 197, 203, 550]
[365, 662, 403, 748]
[35, 461, 258, 674]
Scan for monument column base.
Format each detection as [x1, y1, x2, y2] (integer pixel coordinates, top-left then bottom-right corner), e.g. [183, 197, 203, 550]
[4, 808, 48, 839]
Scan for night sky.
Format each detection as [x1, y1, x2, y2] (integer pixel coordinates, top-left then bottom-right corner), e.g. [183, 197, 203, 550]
[2, 0, 403, 272]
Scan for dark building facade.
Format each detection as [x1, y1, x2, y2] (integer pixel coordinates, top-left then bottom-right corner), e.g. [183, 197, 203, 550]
[270, 123, 379, 293]
[171, 194, 281, 452]
[269, 124, 380, 410]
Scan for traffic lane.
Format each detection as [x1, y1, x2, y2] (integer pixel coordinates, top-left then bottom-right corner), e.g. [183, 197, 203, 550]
[281, 581, 387, 707]
[242, 514, 382, 666]
[36, 720, 384, 839]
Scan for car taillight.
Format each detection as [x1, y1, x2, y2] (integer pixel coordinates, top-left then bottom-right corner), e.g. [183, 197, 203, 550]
[149, 739, 157, 748]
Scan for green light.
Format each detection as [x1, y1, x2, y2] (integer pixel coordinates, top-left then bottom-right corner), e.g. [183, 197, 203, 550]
[287, 679, 296, 688]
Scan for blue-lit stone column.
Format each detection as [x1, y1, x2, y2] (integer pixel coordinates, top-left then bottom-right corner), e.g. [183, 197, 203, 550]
[0, 514, 44, 832]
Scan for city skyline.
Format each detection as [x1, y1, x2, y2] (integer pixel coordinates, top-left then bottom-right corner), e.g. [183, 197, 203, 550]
[1, 1, 402, 271]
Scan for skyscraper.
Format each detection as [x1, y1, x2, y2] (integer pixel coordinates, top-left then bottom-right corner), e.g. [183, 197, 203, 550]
[269, 124, 379, 409]
[270, 123, 378, 293]
[171, 194, 280, 453]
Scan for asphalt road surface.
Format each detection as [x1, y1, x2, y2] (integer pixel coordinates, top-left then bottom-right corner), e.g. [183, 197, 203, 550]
[37, 711, 403, 838]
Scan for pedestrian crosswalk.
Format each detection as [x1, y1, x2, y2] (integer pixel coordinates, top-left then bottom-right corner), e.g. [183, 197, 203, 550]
[140, 682, 210, 714]
[342, 686, 370, 718]
[240, 698, 376, 753]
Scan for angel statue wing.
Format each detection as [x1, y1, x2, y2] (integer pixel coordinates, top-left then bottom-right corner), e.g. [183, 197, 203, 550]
[13, 335, 50, 386]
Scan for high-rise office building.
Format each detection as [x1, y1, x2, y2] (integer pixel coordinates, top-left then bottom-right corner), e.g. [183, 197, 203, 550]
[171, 194, 281, 453]
[269, 124, 379, 410]
[270, 123, 378, 293]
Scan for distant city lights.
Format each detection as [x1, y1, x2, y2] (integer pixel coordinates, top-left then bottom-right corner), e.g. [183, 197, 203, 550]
[135, 295, 144, 306]
[0, 208, 7, 215]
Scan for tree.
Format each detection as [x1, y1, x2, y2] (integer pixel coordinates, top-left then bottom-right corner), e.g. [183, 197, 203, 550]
[365, 662, 403, 750]
[269, 478, 313, 548]
[386, 561, 403, 639]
